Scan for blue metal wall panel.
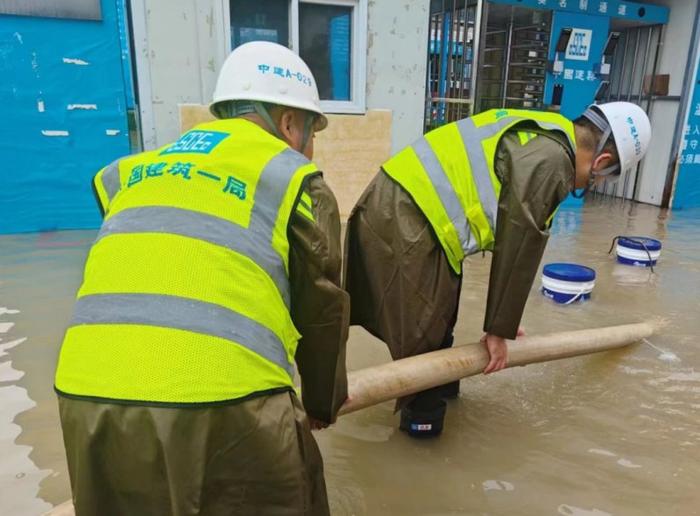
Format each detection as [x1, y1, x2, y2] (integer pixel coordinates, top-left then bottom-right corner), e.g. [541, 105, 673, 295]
[0, 0, 131, 233]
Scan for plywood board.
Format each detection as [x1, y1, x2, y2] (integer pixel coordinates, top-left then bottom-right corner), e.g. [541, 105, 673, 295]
[313, 110, 392, 218]
[178, 103, 215, 132]
[178, 105, 392, 219]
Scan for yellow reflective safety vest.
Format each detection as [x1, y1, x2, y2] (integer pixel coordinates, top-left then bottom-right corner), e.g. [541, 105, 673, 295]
[55, 119, 319, 404]
[382, 109, 576, 274]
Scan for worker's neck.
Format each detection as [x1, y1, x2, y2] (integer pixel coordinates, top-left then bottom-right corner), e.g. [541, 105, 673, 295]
[239, 113, 275, 133]
[573, 127, 596, 189]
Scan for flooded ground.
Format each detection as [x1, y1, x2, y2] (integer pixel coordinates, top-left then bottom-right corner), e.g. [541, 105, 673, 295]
[1, 199, 699, 515]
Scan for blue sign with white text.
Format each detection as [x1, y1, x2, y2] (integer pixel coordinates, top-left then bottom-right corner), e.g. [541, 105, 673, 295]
[545, 12, 609, 208]
[489, 0, 668, 24]
[160, 131, 229, 155]
[545, 12, 609, 120]
[674, 51, 700, 209]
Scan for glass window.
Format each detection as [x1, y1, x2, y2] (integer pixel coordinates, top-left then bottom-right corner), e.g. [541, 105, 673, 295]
[299, 3, 353, 102]
[230, 0, 289, 49]
[226, 0, 366, 113]
[0, 0, 101, 20]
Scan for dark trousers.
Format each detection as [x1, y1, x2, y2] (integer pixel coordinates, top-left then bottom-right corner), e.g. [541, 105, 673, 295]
[401, 278, 462, 436]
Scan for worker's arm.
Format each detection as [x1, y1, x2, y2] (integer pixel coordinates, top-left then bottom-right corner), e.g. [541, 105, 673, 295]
[483, 129, 574, 344]
[289, 174, 349, 426]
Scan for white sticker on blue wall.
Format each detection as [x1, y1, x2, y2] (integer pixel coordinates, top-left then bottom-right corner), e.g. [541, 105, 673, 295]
[565, 29, 592, 61]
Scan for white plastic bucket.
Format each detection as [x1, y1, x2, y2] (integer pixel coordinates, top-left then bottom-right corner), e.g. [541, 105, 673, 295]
[616, 237, 662, 267]
[541, 263, 596, 304]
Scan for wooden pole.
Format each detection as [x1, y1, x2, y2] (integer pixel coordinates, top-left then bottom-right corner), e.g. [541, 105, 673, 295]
[338, 322, 654, 415]
[45, 322, 653, 516]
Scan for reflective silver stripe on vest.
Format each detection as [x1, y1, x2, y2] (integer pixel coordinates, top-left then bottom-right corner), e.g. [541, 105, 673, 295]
[96, 206, 291, 304]
[455, 117, 511, 235]
[101, 160, 122, 202]
[71, 293, 295, 378]
[96, 147, 311, 308]
[412, 139, 474, 253]
[456, 116, 573, 237]
[413, 115, 571, 255]
[248, 148, 312, 300]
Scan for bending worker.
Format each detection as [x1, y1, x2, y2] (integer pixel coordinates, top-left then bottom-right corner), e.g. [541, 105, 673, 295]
[55, 41, 348, 515]
[345, 103, 651, 437]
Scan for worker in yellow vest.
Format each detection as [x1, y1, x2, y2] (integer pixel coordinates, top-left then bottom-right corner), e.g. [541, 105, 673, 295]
[55, 41, 349, 515]
[345, 103, 651, 437]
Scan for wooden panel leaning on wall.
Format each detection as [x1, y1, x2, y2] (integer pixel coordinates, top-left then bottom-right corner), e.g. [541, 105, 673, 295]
[179, 104, 393, 220]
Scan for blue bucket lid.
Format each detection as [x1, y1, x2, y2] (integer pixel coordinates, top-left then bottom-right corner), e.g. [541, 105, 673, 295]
[543, 263, 596, 282]
[618, 236, 662, 251]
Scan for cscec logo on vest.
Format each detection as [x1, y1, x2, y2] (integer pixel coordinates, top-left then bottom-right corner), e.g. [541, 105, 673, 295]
[161, 131, 229, 155]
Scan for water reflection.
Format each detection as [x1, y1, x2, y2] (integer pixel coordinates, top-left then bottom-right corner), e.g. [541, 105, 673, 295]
[0, 308, 52, 515]
[0, 231, 95, 513]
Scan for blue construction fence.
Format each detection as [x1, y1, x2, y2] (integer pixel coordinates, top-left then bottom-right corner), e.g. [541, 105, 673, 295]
[0, 0, 134, 234]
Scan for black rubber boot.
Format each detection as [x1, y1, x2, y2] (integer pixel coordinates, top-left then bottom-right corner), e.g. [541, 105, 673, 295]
[399, 390, 447, 438]
[399, 329, 456, 438]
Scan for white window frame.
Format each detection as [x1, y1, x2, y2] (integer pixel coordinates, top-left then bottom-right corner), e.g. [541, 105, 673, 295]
[225, 0, 367, 114]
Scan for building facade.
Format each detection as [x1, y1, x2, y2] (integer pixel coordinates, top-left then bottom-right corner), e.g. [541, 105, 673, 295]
[1, 0, 699, 233]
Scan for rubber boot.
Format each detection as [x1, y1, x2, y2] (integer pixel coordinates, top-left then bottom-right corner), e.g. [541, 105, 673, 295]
[399, 389, 447, 438]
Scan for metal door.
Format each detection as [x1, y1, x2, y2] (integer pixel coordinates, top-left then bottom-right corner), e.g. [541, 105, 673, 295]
[593, 23, 664, 202]
[424, 0, 479, 131]
[474, 2, 551, 113]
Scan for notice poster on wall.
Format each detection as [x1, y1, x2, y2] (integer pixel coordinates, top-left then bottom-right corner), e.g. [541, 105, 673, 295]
[674, 51, 700, 209]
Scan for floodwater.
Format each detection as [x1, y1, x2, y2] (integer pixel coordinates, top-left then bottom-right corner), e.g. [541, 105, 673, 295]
[1, 200, 699, 515]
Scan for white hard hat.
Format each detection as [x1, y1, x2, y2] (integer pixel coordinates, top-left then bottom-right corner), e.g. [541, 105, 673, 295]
[210, 41, 327, 131]
[588, 102, 651, 176]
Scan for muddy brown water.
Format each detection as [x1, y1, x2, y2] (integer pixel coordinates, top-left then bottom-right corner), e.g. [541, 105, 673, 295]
[1, 200, 699, 515]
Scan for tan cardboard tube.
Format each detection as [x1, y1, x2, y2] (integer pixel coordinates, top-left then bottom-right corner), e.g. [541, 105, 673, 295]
[338, 322, 654, 415]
